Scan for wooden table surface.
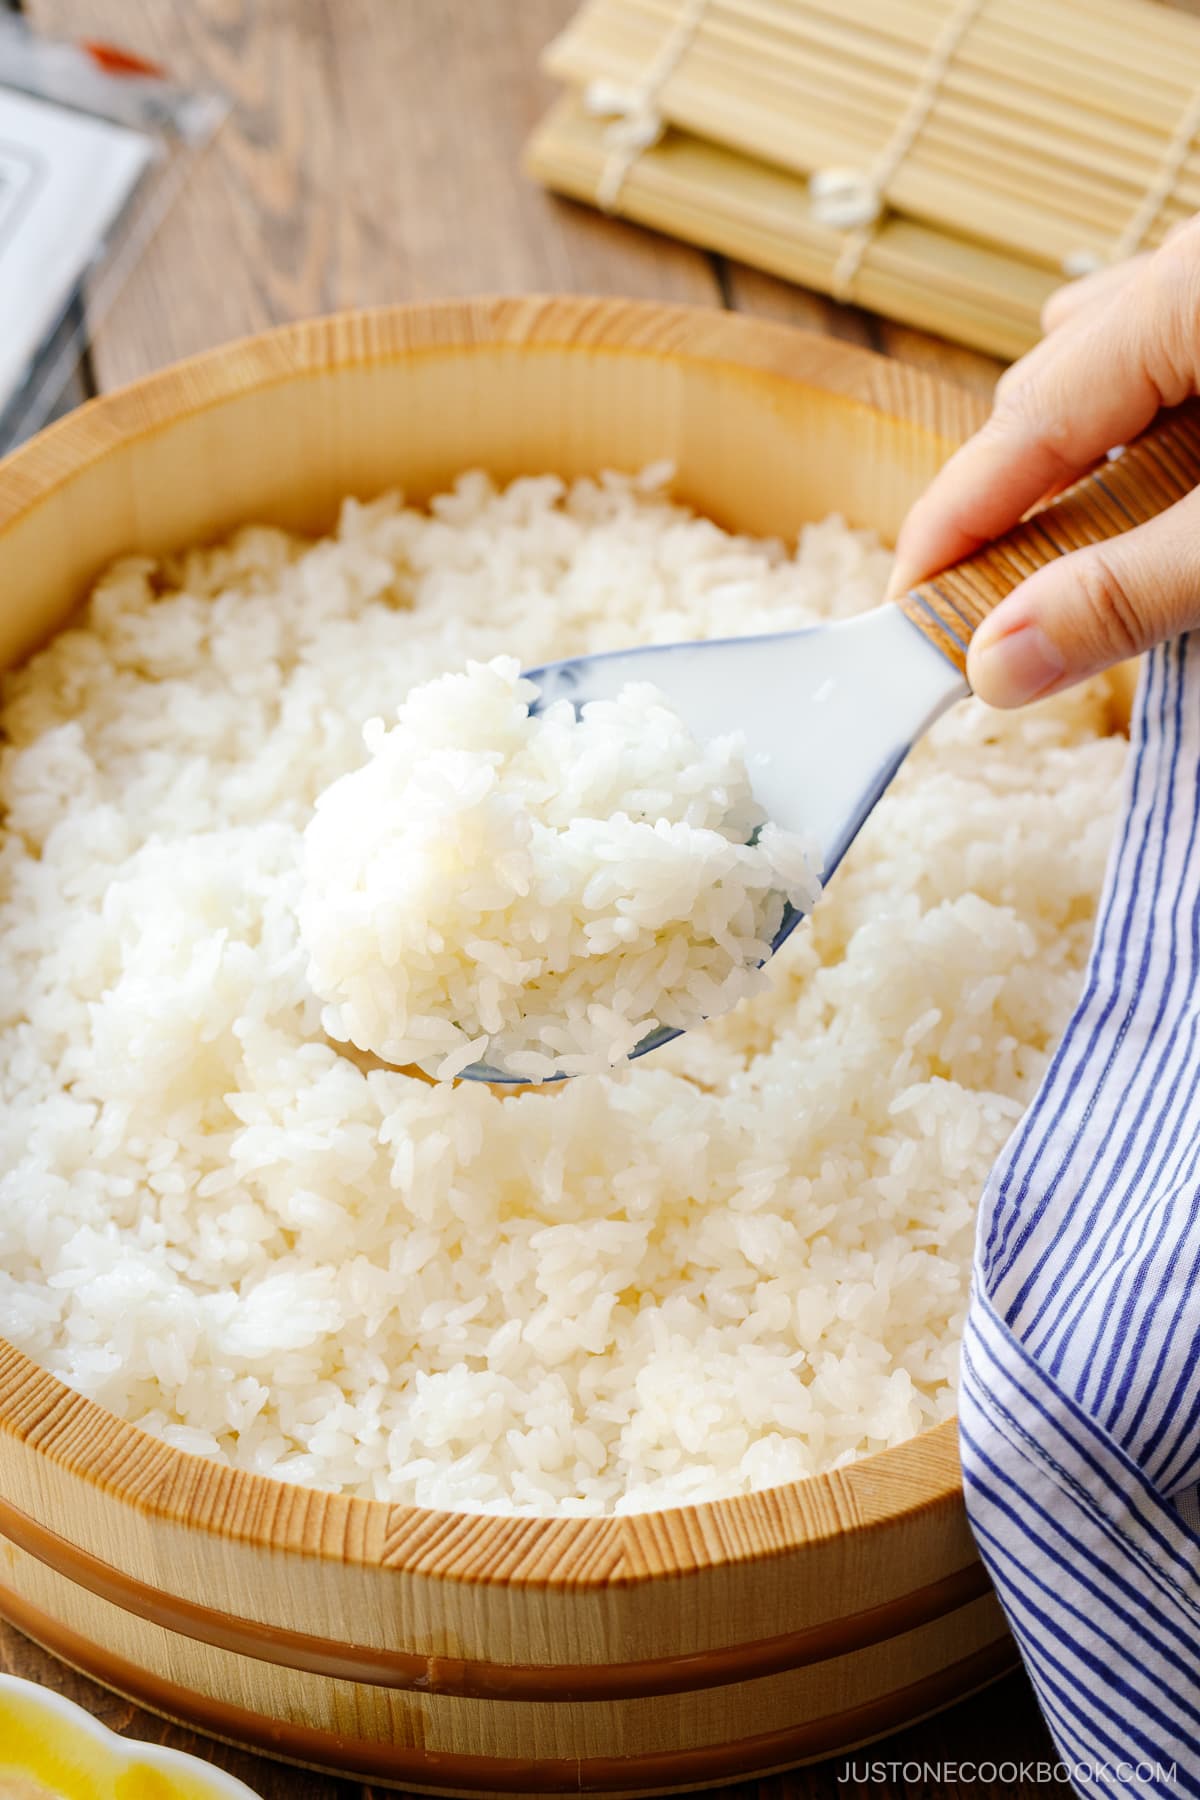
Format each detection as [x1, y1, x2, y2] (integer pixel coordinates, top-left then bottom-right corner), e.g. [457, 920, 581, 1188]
[6, 2, 1066, 1795]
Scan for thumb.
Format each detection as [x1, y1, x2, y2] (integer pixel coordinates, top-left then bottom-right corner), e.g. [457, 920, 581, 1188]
[967, 490, 1200, 708]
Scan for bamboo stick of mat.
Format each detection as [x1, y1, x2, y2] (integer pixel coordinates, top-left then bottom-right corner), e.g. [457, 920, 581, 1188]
[524, 93, 1057, 359]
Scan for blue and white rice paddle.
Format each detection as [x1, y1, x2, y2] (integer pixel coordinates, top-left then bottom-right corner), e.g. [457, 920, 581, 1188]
[463, 403, 1200, 1083]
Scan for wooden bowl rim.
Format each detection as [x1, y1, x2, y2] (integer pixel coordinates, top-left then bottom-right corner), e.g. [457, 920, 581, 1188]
[0, 293, 986, 525]
[0, 296, 981, 1587]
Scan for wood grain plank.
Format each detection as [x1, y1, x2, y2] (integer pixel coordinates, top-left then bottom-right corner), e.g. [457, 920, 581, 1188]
[26, 0, 721, 391]
[722, 264, 1003, 400]
[719, 261, 880, 352]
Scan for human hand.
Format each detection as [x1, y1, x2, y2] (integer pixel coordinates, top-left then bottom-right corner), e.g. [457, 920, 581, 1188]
[887, 221, 1200, 707]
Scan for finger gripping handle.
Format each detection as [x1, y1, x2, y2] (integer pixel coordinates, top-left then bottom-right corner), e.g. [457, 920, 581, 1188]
[899, 399, 1200, 676]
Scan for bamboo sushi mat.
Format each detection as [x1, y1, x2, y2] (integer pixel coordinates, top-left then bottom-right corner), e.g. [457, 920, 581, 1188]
[525, 0, 1200, 359]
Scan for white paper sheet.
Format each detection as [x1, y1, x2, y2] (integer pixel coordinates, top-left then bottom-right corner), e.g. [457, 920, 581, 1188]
[0, 85, 152, 409]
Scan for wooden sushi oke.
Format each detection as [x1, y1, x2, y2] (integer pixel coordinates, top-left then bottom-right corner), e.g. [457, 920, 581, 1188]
[0, 297, 1016, 1794]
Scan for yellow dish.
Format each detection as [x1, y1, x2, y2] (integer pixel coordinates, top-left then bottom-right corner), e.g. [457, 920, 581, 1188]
[0, 1675, 261, 1800]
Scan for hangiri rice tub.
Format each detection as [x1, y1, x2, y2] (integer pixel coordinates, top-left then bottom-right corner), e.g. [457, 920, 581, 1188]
[0, 466, 1126, 1517]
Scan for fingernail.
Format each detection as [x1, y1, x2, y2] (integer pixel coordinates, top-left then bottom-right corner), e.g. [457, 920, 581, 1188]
[968, 622, 1066, 708]
[884, 546, 920, 604]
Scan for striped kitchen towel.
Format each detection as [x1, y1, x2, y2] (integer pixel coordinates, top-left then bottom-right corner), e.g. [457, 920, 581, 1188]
[961, 636, 1200, 1795]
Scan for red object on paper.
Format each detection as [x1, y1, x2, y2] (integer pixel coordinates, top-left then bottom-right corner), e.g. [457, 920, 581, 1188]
[81, 40, 166, 80]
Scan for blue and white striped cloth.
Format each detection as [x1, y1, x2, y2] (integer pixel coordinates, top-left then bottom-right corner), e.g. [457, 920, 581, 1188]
[961, 637, 1200, 1796]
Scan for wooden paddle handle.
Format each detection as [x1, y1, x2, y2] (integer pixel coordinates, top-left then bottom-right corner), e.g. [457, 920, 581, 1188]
[898, 399, 1200, 677]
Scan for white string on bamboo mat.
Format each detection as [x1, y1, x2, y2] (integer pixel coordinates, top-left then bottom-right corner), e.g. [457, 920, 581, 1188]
[583, 0, 708, 210]
[814, 0, 982, 303]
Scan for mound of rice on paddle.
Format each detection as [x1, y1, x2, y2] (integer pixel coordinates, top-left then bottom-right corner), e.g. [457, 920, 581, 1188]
[299, 656, 820, 1080]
